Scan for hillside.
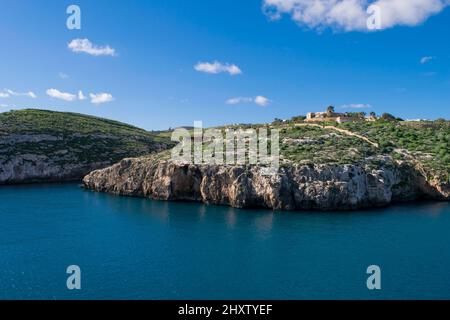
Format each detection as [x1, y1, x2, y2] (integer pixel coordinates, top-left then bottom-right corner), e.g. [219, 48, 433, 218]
[0, 109, 174, 184]
[84, 117, 449, 211]
[336, 120, 450, 180]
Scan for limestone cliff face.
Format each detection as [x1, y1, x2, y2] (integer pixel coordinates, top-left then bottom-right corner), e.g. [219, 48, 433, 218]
[0, 109, 173, 184]
[0, 152, 110, 184]
[83, 156, 449, 211]
[0, 133, 169, 184]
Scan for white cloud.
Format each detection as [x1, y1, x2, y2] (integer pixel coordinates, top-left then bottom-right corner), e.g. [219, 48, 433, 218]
[226, 95, 271, 106]
[254, 95, 271, 106]
[68, 38, 116, 57]
[420, 56, 435, 64]
[263, 0, 450, 31]
[89, 92, 114, 105]
[46, 88, 113, 104]
[46, 89, 77, 101]
[341, 103, 372, 109]
[2, 89, 37, 99]
[194, 61, 242, 75]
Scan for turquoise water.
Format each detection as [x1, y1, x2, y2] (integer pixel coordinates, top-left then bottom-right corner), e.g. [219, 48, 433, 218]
[0, 183, 449, 300]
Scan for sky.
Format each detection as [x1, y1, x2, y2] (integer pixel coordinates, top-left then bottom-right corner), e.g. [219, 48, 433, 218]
[0, 0, 449, 130]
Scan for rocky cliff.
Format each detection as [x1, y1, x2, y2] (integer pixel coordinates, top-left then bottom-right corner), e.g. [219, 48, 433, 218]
[0, 109, 173, 184]
[83, 155, 449, 211]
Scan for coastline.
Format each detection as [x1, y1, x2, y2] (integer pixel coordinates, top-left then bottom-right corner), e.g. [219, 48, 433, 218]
[82, 157, 449, 212]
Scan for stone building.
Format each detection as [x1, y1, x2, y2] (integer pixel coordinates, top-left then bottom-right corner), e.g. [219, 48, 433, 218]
[306, 107, 373, 123]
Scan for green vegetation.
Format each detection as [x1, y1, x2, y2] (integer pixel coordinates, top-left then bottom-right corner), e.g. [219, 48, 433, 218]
[0, 109, 174, 164]
[279, 125, 376, 165]
[1, 109, 164, 139]
[196, 123, 377, 166]
[212, 116, 449, 183]
[1, 109, 448, 185]
[336, 119, 450, 179]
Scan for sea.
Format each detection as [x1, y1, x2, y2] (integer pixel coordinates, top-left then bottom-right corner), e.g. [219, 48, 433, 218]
[1, 183, 449, 299]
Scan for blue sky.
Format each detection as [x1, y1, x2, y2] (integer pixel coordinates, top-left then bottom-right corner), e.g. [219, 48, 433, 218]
[0, 0, 449, 130]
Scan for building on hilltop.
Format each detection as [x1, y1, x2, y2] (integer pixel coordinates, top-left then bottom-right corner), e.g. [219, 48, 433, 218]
[306, 106, 376, 123]
[366, 112, 378, 122]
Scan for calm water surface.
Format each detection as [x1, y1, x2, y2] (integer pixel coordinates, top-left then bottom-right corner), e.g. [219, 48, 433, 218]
[1, 183, 449, 299]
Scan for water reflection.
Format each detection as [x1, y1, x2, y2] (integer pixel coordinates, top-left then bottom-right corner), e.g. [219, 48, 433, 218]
[418, 201, 449, 217]
[84, 186, 450, 226]
[225, 207, 237, 229]
[197, 205, 206, 220]
[254, 212, 275, 240]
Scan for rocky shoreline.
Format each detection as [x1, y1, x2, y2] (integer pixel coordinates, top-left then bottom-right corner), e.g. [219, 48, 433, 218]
[2, 110, 448, 211]
[82, 156, 449, 211]
[0, 135, 169, 184]
[0, 110, 173, 184]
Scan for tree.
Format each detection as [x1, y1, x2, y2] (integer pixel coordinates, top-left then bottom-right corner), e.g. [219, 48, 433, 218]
[370, 112, 377, 118]
[291, 115, 306, 122]
[381, 113, 397, 121]
[327, 106, 335, 114]
[272, 118, 283, 124]
[358, 112, 367, 118]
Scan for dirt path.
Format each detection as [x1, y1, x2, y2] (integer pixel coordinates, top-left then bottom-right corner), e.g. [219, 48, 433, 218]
[292, 123, 380, 148]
